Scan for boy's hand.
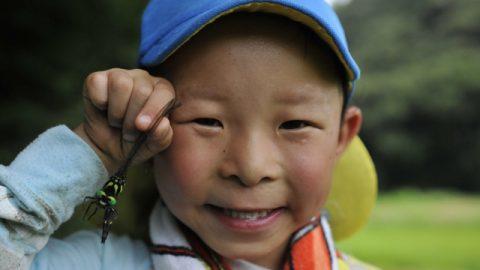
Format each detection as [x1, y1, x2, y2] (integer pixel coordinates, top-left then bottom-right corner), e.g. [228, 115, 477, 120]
[74, 68, 175, 174]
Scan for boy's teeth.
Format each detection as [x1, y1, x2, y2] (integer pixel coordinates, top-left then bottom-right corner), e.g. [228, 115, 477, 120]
[222, 208, 271, 219]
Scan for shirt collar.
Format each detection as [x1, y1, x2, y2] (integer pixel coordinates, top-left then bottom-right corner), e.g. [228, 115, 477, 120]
[148, 201, 338, 270]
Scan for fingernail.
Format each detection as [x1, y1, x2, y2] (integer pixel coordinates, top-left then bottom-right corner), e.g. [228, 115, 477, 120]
[138, 115, 151, 127]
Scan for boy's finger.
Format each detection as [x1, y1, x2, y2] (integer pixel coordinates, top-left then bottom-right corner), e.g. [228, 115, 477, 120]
[83, 96, 119, 155]
[129, 68, 159, 84]
[135, 78, 175, 132]
[122, 77, 154, 142]
[107, 69, 134, 128]
[83, 71, 108, 110]
[141, 117, 173, 158]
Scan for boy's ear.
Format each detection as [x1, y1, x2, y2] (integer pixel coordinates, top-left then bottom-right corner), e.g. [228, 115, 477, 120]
[336, 106, 362, 159]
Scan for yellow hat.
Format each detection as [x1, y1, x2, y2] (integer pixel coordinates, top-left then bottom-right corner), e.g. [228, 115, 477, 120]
[324, 136, 377, 241]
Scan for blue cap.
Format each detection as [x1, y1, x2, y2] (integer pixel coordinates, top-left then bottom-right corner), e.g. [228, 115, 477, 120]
[139, 0, 360, 98]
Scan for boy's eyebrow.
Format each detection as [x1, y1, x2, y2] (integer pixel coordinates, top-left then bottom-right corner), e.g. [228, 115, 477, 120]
[188, 89, 229, 102]
[274, 91, 316, 105]
[187, 88, 317, 104]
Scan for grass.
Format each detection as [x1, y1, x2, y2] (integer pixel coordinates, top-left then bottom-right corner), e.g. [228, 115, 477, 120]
[336, 189, 480, 270]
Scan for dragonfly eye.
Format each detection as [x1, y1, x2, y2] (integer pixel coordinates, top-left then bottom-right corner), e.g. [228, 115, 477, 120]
[107, 196, 117, 206]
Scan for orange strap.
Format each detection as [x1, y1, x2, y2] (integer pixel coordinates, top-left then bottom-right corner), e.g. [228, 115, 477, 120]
[284, 225, 332, 269]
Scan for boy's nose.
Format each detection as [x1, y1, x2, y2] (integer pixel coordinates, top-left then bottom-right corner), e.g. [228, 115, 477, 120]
[218, 131, 282, 187]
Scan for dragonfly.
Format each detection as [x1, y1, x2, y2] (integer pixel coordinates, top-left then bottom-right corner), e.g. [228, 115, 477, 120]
[83, 98, 181, 243]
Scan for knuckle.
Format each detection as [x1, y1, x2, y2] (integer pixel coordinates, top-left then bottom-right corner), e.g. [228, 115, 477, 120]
[151, 119, 168, 137]
[155, 78, 175, 96]
[123, 116, 137, 131]
[122, 127, 138, 142]
[154, 130, 172, 150]
[161, 128, 173, 147]
[85, 72, 105, 90]
[108, 119, 123, 129]
[92, 97, 107, 109]
[108, 109, 125, 122]
[108, 67, 124, 73]
[159, 89, 175, 102]
[116, 76, 133, 91]
[109, 70, 133, 91]
[109, 110, 124, 121]
[131, 68, 149, 76]
[84, 73, 107, 108]
[146, 126, 172, 153]
[157, 117, 170, 132]
[134, 85, 152, 99]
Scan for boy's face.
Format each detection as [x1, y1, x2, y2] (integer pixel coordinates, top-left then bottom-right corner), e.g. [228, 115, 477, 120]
[153, 13, 360, 269]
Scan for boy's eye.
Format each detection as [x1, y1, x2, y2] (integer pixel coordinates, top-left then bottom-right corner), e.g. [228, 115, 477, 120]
[193, 118, 223, 128]
[280, 120, 310, 130]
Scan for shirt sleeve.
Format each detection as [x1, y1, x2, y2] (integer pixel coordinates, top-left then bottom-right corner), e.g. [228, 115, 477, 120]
[32, 230, 151, 270]
[0, 125, 109, 269]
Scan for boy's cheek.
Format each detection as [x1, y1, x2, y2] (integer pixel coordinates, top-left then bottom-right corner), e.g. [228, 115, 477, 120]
[157, 131, 217, 197]
[286, 150, 335, 216]
[169, 151, 206, 192]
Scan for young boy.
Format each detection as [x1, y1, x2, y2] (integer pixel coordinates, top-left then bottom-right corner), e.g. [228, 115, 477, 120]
[0, 0, 377, 269]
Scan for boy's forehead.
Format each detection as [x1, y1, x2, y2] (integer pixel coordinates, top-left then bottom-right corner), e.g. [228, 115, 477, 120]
[162, 13, 299, 64]
[183, 80, 331, 106]
[160, 12, 344, 94]
[152, 13, 344, 116]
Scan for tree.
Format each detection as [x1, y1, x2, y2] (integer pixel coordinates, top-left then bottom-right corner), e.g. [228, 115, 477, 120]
[338, 0, 480, 190]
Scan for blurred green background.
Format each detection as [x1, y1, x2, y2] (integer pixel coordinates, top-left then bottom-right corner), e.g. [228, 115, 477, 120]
[1, 0, 479, 269]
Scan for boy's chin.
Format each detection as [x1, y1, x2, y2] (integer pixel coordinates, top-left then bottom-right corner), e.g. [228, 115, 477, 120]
[204, 233, 289, 269]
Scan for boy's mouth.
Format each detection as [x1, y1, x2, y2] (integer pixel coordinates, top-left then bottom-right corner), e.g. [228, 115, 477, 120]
[205, 204, 284, 221]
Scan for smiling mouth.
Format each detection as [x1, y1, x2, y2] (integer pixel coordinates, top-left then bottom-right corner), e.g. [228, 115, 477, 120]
[206, 204, 283, 220]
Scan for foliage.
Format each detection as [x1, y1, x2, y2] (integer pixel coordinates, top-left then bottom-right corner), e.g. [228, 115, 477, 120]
[337, 0, 480, 190]
[0, 0, 147, 163]
[1, 0, 479, 193]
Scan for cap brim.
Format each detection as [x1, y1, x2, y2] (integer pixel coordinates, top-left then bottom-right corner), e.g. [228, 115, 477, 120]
[140, 0, 360, 91]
